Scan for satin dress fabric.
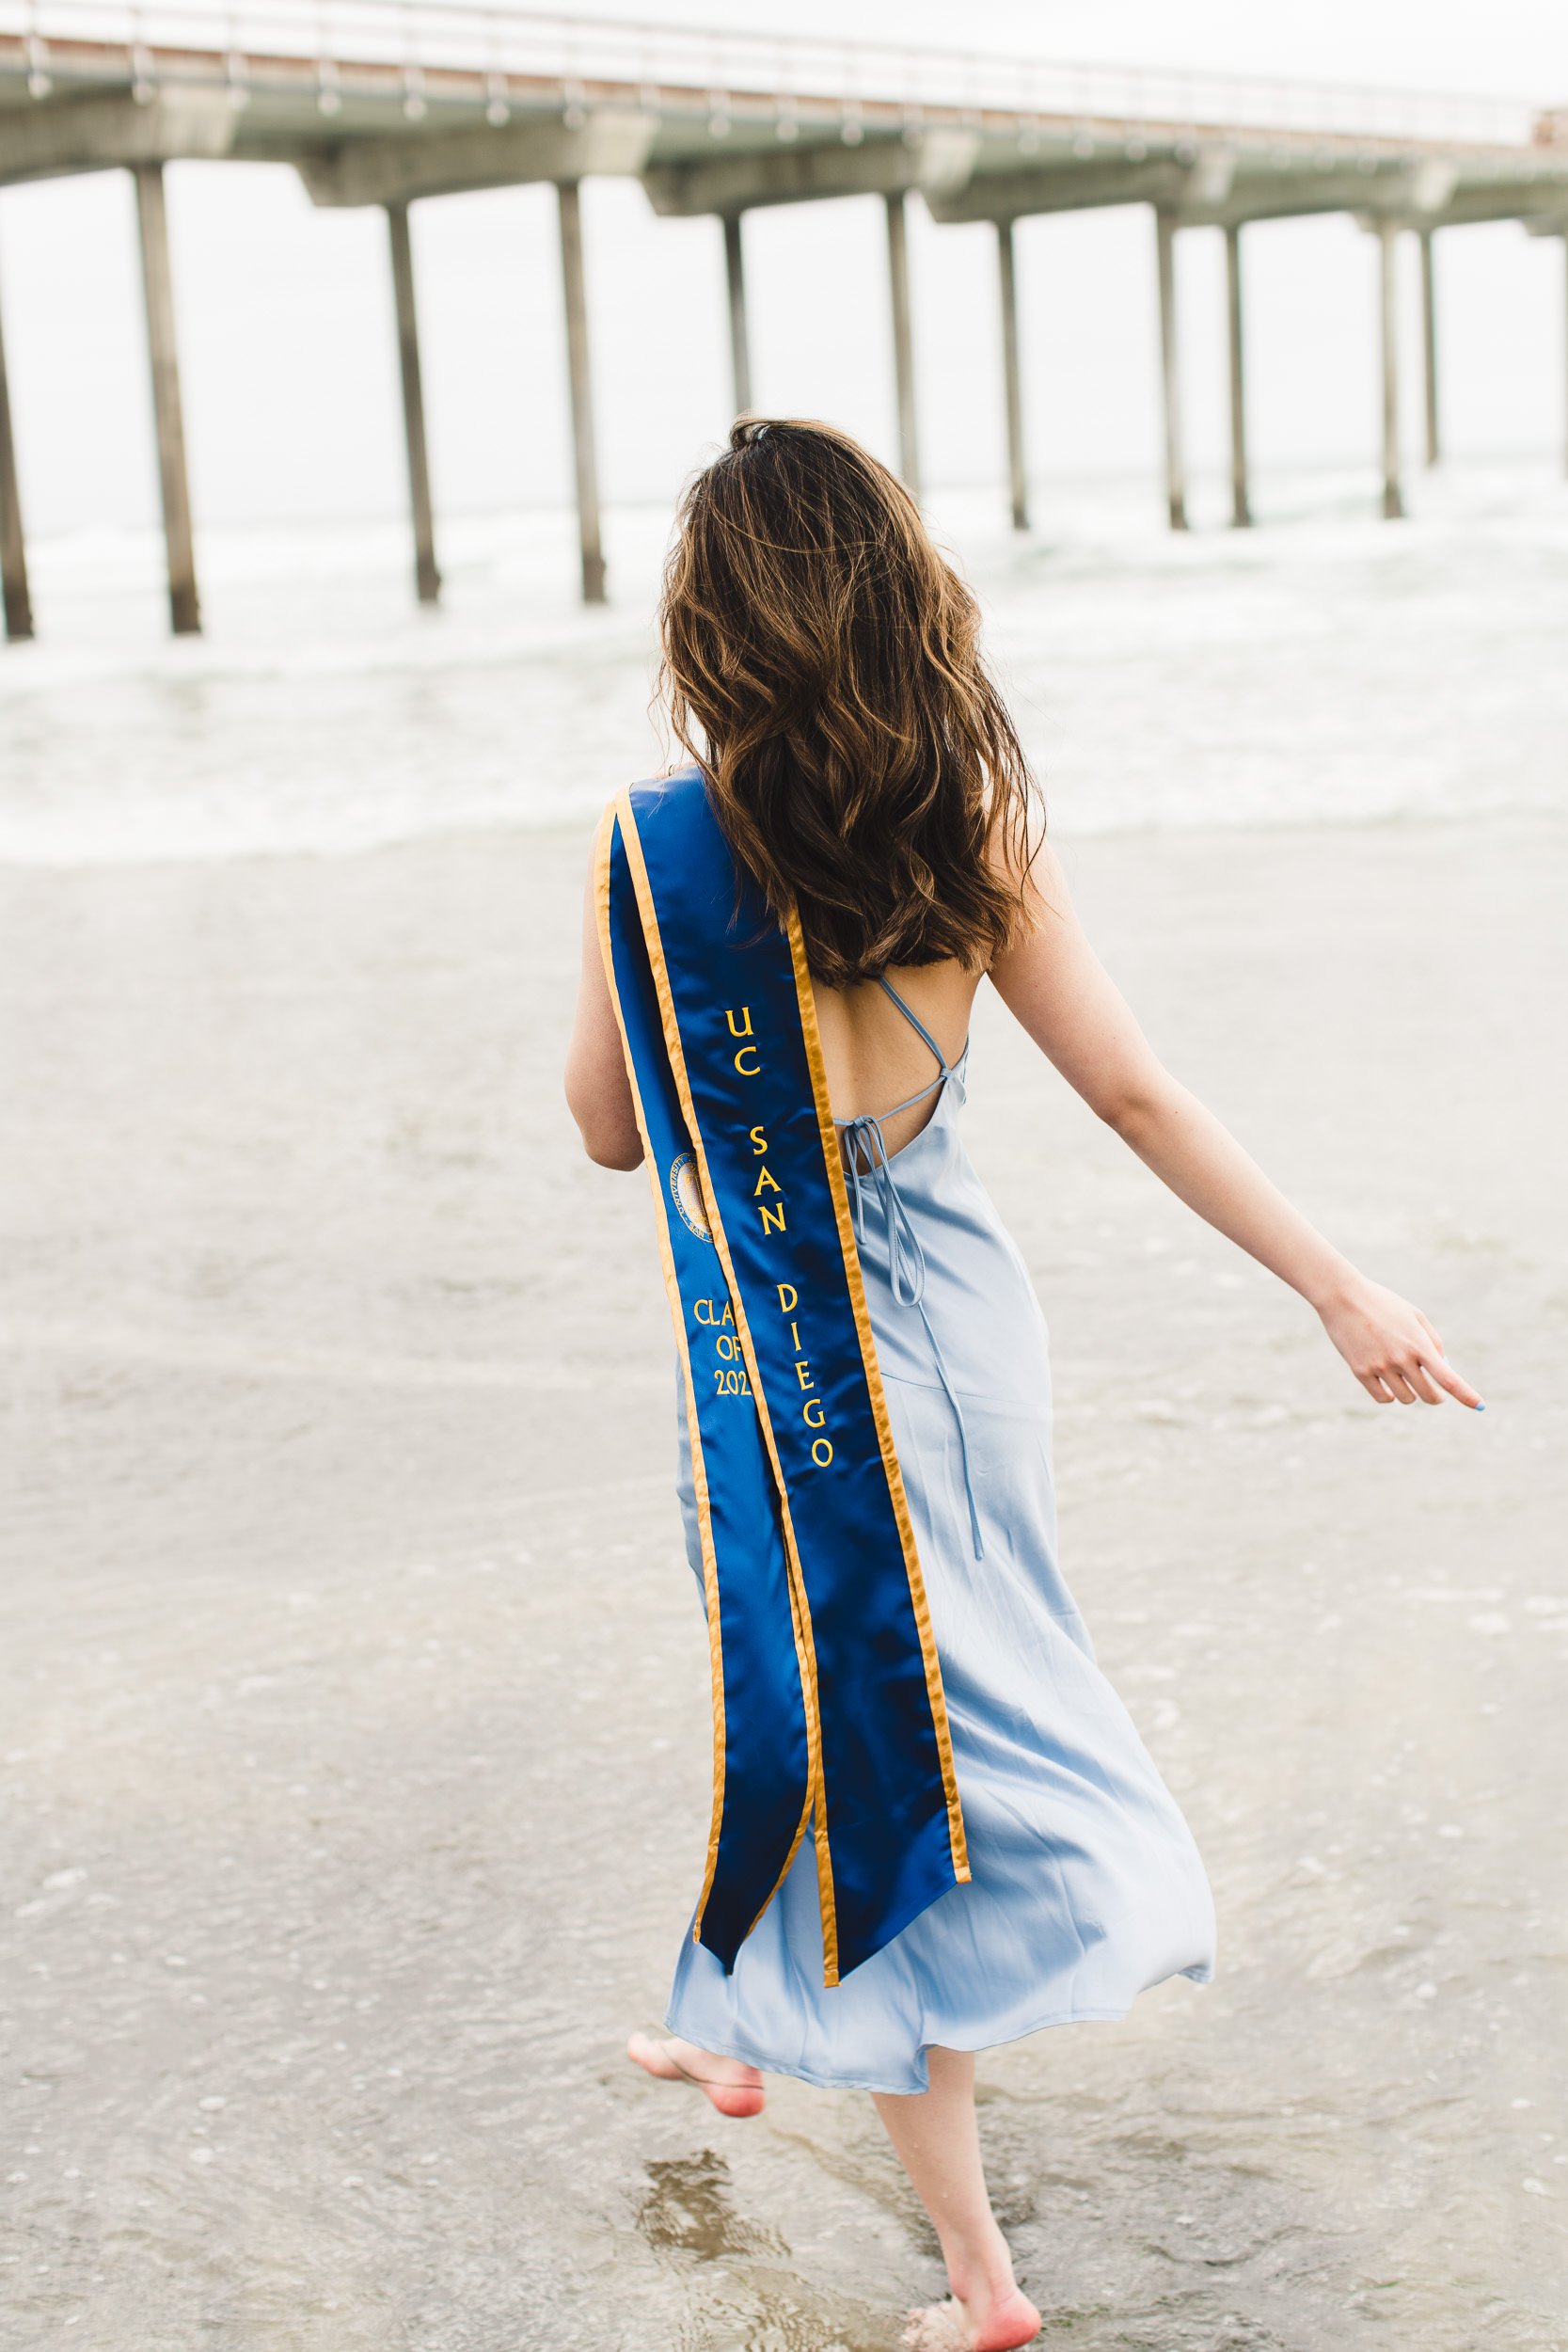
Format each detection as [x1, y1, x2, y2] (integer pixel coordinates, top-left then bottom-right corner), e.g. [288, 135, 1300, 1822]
[664, 1033, 1217, 2095]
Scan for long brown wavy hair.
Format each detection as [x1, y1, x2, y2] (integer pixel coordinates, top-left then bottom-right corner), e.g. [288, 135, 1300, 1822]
[657, 418, 1040, 987]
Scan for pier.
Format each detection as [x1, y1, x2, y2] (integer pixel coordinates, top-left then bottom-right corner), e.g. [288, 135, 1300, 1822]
[2, 4, 1567, 637]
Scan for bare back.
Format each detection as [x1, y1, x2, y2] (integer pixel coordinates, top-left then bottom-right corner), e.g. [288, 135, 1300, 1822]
[810, 960, 980, 1161]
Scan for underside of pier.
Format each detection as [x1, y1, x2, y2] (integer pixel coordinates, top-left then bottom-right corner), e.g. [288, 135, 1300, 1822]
[2, 15, 1566, 631]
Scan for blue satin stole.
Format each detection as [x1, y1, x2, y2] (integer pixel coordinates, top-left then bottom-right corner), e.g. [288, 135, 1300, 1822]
[595, 766, 969, 1985]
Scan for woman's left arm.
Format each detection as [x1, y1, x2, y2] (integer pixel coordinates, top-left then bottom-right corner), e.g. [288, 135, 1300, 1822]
[564, 851, 644, 1170]
[990, 840, 1483, 1410]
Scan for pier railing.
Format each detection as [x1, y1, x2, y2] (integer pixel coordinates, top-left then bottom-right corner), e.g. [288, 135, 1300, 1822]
[0, 0, 1555, 154]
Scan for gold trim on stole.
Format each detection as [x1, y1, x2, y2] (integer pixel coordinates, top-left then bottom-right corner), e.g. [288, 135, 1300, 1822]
[593, 803, 729, 1928]
[785, 914, 972, 1887]
[611, 793, 833, 1981]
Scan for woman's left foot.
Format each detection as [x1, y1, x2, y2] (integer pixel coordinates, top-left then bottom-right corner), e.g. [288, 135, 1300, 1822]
[626, 2032, 766, 2119]
[902, 2285, 1042, 2351]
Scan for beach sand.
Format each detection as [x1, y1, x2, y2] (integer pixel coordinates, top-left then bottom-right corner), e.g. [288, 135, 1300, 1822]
[3, 813, 1564, 2349]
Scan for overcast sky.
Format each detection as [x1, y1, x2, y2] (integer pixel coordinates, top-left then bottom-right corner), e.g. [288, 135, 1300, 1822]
[497, 0, 1568, 98]
[0, 0, 1564, 542]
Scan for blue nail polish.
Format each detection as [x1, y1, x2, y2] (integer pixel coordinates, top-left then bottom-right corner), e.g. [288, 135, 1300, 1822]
[1475, 1402, 1486, 1413]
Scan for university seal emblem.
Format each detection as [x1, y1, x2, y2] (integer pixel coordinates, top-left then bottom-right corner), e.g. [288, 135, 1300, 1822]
[669, 1150, 712, 1242]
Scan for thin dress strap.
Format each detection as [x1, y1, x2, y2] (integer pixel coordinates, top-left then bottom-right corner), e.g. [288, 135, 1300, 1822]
[840, 976, 964, 1128]
[875, 975, 957, 1080]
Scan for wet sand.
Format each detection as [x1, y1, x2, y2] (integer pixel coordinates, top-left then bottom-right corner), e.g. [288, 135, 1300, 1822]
[3, 815, 1565, 2350]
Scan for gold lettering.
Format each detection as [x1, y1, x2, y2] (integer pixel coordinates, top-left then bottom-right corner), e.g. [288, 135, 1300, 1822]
[795, 1359, 814, 1391]
[776, 1284, 798, 1314]
[753, 1167, 781, 1197]
[694, 1298, 715, 1327]
[803, 1399, 826, 1429]
[725, 1007, 753, 1039]
[788, 1320, 800, 1350]
[715, 1333, 738, 1362]
[759, 1203, 786, 1236]
[811, 1437, 834, 1468]
[721, 1302, 734, 1327]
[749, 1125, 768, 1155]
[733, 1045, 761, 1077]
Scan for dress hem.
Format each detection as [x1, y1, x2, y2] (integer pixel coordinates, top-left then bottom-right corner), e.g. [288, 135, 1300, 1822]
[663, 1963, 1212, 2097]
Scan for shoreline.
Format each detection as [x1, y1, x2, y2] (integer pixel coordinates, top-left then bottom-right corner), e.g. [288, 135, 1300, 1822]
[4, 464, 1566, 866]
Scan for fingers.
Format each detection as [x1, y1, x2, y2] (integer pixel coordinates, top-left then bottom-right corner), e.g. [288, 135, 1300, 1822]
[1427, 1351, 1484, 1411]
[1360, 1352, 1483, 1409]
[1334, 1287, 1483, 1411]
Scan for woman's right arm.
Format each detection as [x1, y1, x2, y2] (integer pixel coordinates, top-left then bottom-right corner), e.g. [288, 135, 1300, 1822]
[988, 838, 1481, 1410]
[564, 857, 645, 1170]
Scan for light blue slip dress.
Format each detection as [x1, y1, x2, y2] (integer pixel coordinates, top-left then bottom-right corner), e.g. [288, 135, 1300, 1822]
[667, 980, 1215, 2094]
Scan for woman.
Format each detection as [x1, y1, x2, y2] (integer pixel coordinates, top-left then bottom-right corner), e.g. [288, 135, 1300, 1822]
[564, 419, 1480, 2352]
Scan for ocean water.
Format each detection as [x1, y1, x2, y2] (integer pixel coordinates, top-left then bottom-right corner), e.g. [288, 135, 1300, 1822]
[2, 460, 1565, 865]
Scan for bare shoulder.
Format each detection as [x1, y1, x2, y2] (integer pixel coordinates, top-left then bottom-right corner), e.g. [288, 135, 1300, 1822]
[984, 812, 1076, 962]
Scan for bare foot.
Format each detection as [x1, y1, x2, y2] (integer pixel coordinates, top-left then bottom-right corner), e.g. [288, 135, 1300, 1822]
[626, 2032, 766, 2119]
[901, 2284, 1042, 2351]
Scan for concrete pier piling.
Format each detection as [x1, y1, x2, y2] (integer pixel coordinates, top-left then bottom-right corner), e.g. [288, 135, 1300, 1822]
[387, 201, 441, 606]
[556, 180, 607, 607]
[996, 218, 1029, 532]
[1225, 224, 1252, 529]
[132, 162, 200, 635]
[1419, 230, 1441, 466]
[1, 14, 1565, 625]
[1154, 207, 1188, 532]
[722, 213, 752, 418]
[1377, 218, 1405, 521]
[0, 252, 33, 643]
[884, 190, 921, 500]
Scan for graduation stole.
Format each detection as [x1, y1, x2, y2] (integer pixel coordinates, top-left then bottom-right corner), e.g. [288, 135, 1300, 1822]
[595, 766, 969, 1986]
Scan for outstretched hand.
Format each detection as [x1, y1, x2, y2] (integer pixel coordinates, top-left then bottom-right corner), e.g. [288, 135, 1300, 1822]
[1317, 1276, 1483, 1410]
